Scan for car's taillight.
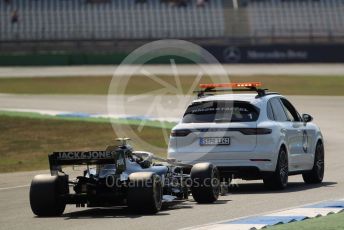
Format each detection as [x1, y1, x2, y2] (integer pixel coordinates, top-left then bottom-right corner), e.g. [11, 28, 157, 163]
[170, 129, 191, 137]
[239, 128, 272, 135]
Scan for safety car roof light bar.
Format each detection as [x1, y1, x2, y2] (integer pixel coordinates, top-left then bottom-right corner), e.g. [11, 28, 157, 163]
[194, 82, 268, 98]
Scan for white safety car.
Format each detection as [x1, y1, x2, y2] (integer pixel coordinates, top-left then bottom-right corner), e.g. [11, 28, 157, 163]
[168, 82, 324, 189]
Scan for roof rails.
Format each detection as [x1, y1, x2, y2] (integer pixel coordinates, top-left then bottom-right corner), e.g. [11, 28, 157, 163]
[194, 82, 276, 98]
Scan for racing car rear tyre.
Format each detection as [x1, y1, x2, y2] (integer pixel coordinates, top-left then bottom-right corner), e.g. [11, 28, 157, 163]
[263, 147, 289, 190]
[190, 163, 220, 204]
[30, 174, 68, 216]
[302, 141, 325, 184]
[127, 172, 162, 214]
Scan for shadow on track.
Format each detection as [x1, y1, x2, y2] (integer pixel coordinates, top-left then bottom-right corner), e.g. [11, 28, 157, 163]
[187, 199, 231, 205]
[229, 181, 337, 194]
[61, 207, 170, 220]
[57, 199, 230, 219]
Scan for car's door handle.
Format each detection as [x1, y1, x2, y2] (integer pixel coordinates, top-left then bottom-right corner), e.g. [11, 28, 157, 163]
[297, 129, 302, 133]
[281, 128, 287, 133]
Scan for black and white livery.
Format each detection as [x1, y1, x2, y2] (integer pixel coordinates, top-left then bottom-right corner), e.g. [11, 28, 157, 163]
[30, 138, 221, 216]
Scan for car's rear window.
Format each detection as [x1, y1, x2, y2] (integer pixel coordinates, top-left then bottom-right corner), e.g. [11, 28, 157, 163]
[182, 100, 259, 123]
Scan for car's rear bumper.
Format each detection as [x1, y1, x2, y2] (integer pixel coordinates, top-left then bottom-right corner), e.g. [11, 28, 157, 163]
[217, 166, 262, 180]
[168, 148, 278, 179]
[173, 157, 276, 179]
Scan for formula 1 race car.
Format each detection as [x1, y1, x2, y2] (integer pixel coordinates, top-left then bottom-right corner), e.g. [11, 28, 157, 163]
[29, 138, 221, 216]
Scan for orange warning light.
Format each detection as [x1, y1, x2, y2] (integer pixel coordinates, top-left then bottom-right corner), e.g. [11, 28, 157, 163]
[199, 82, 262, 89]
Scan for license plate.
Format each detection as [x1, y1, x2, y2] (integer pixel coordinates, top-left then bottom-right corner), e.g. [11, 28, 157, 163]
[200, 137, 231, 146]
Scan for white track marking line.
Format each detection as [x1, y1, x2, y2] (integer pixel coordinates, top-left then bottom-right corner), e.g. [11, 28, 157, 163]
[0, 185, 30, 191]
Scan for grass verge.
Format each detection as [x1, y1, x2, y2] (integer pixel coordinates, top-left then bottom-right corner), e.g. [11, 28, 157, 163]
[0, 111, 176, 129]
[0, 114, 171, 173]
[0, 75, 343, 95]
[267, 212, 344, 230]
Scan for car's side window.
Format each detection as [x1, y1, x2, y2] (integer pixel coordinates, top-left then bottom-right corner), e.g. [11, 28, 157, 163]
[269, 98, 289, 122]
[280, 98, 301, 122]
[267, 100, 275, 120]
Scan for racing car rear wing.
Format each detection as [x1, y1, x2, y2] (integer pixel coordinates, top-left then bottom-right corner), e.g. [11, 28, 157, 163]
[48, 150, 125, 175]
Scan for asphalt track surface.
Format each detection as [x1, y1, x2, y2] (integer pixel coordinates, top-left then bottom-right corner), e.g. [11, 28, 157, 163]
[0, 94, 344, 230]
[1, 64, 344, 77]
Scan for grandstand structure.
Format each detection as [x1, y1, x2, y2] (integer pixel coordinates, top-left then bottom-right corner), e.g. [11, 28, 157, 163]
[0, 0, 343, 43]
[0, 0, 224, 40]
[247, 0, 344, 39]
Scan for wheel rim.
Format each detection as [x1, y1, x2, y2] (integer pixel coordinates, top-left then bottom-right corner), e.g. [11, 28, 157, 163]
[315, 144, 325, 180]
[279, 150, 288, 186]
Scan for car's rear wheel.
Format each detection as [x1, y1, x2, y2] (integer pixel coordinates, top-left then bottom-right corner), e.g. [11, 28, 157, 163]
[30, 174, 68, 217]
[190, 163, 220, 203]
[263, 147, 289, 190]
[127, 172, 162, 214]
[302, 141, 325, 184]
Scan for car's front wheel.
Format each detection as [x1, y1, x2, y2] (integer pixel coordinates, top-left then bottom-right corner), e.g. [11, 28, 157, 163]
[127, 172, 162, 214]
[302, 141, 324, 184]
[190, 163, 220, 203]
[263, 147, 289, 190]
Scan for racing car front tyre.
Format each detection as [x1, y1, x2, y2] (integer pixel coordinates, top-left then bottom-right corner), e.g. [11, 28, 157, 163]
[302, 141, 325, 184]
[127, 172, 162, 214]
[263, 147, 289, 190]
[190, 163, 220, 204]
[30, 174, 68, 217]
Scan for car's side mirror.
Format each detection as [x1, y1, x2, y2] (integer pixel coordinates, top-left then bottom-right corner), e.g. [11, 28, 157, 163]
[302, 114, 313, 123]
